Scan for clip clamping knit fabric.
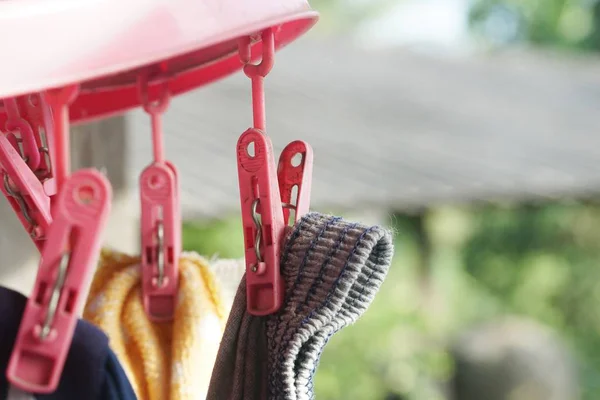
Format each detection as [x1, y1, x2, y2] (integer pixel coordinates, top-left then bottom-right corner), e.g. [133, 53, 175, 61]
[207, 212, 394, 400]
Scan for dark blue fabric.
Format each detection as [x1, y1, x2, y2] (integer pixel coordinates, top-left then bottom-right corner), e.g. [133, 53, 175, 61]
[0, 286, 136, 400]
[99, 352, 137, 400]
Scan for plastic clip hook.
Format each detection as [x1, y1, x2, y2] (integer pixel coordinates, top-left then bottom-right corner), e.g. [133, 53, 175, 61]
[6, 169, 111, 394]
[277, 141, 313, 225]
[237, 129, 286, 316]
[0, 135, 51, 248]
[238, 28, 275, 131]
[138, 74, 181, 322]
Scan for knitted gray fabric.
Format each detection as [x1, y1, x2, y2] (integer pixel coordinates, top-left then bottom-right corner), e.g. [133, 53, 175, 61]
[207, 212, 394, 400]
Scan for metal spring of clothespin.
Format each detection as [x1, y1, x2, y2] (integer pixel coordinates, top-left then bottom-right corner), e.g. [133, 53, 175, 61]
[5, 86, 112, 394]
[138, 72, 181, 322]
[236, 29, 314, 316]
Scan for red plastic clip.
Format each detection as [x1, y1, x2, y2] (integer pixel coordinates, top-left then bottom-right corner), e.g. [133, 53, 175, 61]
[236, 28, 315, 316]
[277, 141, 313, 225]
[138, 74, 181, 322]
[0, 135, 51, 249]
[6, 169, 111, 394]
[237, 129, 286, 316]
[16, 94, 57, 197]
[3, 98, 41, 171]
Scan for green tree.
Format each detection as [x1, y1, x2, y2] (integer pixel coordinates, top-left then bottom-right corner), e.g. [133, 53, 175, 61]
[469, 0, 600, 51]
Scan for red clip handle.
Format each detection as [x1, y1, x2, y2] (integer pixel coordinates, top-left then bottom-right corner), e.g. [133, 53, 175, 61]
[140, 162, 181, 321]
[7, 169, 111, 394]
[278, 141, 313, 225]
[0, 135, 51, 249]
[237, 128, 286, 316]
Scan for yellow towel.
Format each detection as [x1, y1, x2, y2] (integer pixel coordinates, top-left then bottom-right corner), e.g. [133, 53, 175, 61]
[83, 249, 227, 400]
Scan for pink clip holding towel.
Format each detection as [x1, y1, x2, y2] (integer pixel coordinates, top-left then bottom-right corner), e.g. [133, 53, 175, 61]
[138, 73, 181, 322]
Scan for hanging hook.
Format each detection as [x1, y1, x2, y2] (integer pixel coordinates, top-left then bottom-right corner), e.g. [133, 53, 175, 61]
[137, 74, 170, 163]
[239, 28, 275, 78]
[238, 28, 275, 131]
[137, 73, 171, 116]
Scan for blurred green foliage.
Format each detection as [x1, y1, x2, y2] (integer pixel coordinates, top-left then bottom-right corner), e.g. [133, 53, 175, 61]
[469, 0, 600, 51]
[308, 0, 397, 33]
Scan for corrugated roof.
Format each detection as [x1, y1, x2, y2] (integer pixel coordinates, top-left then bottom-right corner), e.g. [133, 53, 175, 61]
[127, 38, 600, 218]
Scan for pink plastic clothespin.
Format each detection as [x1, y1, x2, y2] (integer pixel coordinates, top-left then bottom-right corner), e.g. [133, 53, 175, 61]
[237, 139, 313, 317]
[15, 94, 57, 197]
[237, 129, 287, 316]
[237, 28, 315, 316]
[138, 73, 181, 322]
[0, 97, 54, 248]
[277, 141, 313, 225]
[7, 169, 111, 394]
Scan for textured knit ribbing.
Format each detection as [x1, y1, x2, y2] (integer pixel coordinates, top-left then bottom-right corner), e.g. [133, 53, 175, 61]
[268, 213, 393, 399]
[206, 212, 394, 400]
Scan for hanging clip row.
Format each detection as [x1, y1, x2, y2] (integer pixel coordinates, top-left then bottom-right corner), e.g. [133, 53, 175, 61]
[138, 73, 181, 322]
[237, 29, 313, 316]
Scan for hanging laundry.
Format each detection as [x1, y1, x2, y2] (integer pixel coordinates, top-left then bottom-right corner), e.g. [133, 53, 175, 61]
[0, 286, 136, 400]
[83, 250, 227, 400]
[206, 212, 394, 400]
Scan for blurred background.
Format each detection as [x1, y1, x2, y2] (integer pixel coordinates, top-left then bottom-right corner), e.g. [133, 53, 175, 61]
[162, 1, 598, 398]
[2, 0, 600, 399]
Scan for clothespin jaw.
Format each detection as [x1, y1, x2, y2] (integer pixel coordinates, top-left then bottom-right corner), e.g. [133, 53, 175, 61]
[140, 162, 181, 322]
[7, 169, 111, 394]
[237, 128, 286, 316]
[277, 141, 313, 225]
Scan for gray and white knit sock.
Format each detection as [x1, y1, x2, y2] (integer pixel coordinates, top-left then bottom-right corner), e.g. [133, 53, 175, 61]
[207, 212, 394, 400]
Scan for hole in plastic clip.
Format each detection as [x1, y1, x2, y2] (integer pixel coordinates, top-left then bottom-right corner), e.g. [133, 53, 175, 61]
[247, 142, 256, 158]
[149, 174, 161, 189]
[291, 153, 302, 167]
[76, 185, 94, 205]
